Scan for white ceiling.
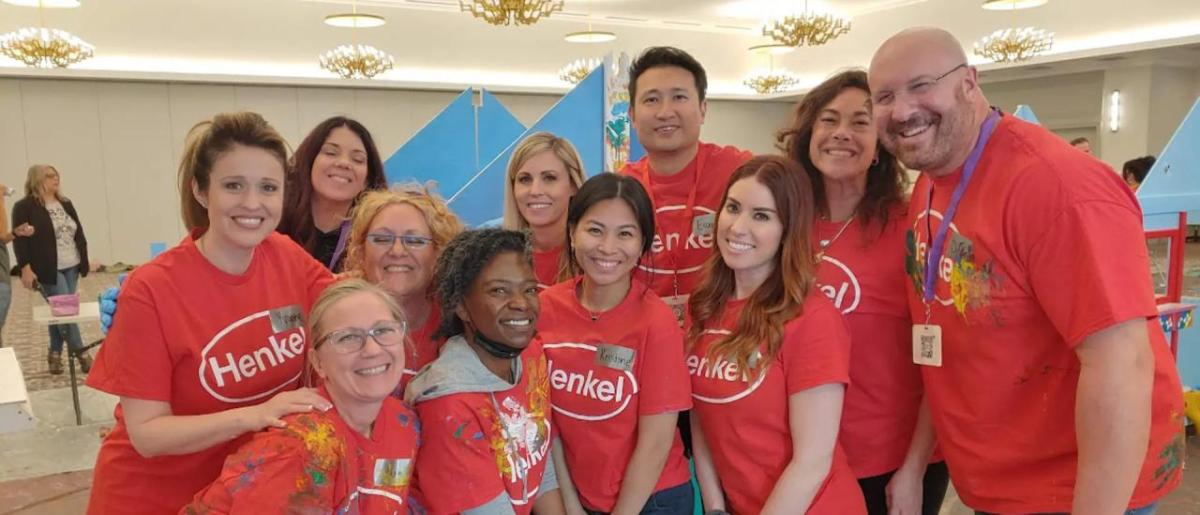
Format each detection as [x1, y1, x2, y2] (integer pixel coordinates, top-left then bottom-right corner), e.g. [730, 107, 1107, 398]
[0, 0, 1197, 98]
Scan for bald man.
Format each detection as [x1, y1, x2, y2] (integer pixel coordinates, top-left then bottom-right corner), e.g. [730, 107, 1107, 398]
[869, 28, 1184, 515]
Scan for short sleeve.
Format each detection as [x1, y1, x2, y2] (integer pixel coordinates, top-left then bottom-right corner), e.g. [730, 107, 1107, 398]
[1024, 199, 1158, 346]
[780, 300, 851, 395]
[638, 300, 693, 415]
[85, 272, 173, 401]
[183, 429, 336, 514]
[413, 396, 506, 513]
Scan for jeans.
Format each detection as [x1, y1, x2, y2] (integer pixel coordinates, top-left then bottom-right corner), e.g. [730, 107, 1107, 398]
[0, 282, 10, 347]
[858, 461, 951, 515]
[976, 502, 1156, 515]
[41, 268, 84, 354]
[584, 481, 694, 515]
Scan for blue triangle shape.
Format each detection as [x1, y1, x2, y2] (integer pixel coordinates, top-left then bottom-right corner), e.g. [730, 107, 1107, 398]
[1013, 105, 1041, 125]
[450, 67, 606, 227]
[383, 89, 526, 196]
[1138, 98, 1200, 230]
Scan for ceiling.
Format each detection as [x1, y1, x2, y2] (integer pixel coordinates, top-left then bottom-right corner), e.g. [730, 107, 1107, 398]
[0, 0, 1197, 98]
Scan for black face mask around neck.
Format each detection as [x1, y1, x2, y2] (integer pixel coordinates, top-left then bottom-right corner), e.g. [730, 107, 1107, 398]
[472, 330, 524, 359]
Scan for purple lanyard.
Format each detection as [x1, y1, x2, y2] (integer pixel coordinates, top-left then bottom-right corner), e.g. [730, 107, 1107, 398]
[328, 219, 352, 270]
[922, 109, 1002, 304]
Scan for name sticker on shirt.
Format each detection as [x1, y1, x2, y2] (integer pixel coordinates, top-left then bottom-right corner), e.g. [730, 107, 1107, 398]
[912, 324, 943, 367]
[692, 213, 716, 237]
[268, 305, 304, 333]
[595, 344, 635, 372]
[373, 458, 413, 488]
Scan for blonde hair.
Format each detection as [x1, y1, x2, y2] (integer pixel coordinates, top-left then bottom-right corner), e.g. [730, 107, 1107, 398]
[305, 278, 408, 386]
[343, 183, 465, 278]
[24, 164, 66, 204]
[178, 112, 290, 230]
[502, 132, 586, 231]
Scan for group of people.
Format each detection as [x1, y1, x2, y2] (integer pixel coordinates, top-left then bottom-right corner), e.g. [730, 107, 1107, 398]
[77, 26, 1185, 515]
[1069, 136, 1159, 191]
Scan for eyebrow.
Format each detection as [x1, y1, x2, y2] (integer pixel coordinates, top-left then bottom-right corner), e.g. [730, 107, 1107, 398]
[584, 220, 638, 230]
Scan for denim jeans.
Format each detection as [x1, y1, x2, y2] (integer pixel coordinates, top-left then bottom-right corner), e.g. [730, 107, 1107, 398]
[41, 268, 84, 353]
[584, 481, 694, 515]
[0, 282, 10, 347]
[976, 502, 1156, 515]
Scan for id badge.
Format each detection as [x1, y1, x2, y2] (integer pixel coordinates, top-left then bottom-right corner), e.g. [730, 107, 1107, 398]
[662, 294, 688, 326]
[912, 324, 943, 367]
[269, 305, 304, 333]
[692, 213, 715, 237]
[596, 344, 636, 371]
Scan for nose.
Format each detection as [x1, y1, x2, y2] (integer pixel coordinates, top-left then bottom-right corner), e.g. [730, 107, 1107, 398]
[726, 212, 749, 236]
[528, 177, 546, 196]
[240, 187, 265, 209]
[889, 96, 920, 127]
[386, 238, 412, 257]
[831, 121, 853, 141]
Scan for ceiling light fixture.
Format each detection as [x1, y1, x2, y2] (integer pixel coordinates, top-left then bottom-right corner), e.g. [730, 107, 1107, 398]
[0, 1, 93, 68]
[981, 0, 1049, 10]
[564, 0, 614, 43]
[974, 27, 1054, 63]
[743, 53, 799, 95]
[324, 13, 386, 28]
[558, 58, 601, 85]
[1109, 90, 1121, 132]
[762, 0, 850, 47]
[318, 44, 395, 79]
[1, 0, 80, 7]
[749, 43, 794, 55]
[460, 0, 563, 26]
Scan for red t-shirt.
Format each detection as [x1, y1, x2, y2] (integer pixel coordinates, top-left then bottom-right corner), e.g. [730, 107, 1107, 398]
[537, 278, 692, 511]
[400, 305, 443, 394]
[688, 294, 865, 514]
[412, 339, 554, 515]
[533, 245, 565, 290]
[621, 143, 752, 310]
[815, 204, 927, 478]
[183, 388, 420, 514]
[905, 114, 1185, 513]
[86, 232, 333, 515]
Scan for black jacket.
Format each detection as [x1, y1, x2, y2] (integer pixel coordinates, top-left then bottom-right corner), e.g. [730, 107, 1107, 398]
[12, 196, 89, 286]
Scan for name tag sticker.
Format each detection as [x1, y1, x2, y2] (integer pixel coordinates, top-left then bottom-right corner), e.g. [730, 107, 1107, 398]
[693, 213, 716, 237]
[269, 305, 304, 333]
[373, 458, 412, 488]
[912, 324, 943, 367]
[595, 344, 635, 372]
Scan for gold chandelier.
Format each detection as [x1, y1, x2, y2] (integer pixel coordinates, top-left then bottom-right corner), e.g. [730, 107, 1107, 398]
[744, 71, 800, 95]
[460, 0, 563, 26]
[558, 58, 601, 85]
[974, 27, 1053, 63]
[319, 44, 395, 79]
[0, 26, 93, 68]
[762, 1, 849, 47]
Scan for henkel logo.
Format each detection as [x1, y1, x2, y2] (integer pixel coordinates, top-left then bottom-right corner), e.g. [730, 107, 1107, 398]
[198, 307, 307, 404]
[817, 255, 861, 314]
[641, 205, 716, 276]
[687, 329, 767, 404]
[544, 342, 639, 421]
[911, 209, 959, 306]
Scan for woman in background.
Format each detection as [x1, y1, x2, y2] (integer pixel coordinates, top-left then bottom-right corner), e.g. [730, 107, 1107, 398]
[502, 132, 587, 288]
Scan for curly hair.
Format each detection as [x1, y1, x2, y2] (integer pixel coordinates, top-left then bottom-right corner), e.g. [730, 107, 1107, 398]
[433, 228, 532, 339]
[342, 182, 465, 279]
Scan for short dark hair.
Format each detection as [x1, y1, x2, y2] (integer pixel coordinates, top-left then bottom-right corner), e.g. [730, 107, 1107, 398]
[628, 46, 708, 103]
[1123, 155, 1156, 184]
[563, 173, 656, 280]
[1070, 137, 1090, 146]
[433, 228, 532, 339]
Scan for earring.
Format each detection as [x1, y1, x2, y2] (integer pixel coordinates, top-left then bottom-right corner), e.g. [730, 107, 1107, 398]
[872, 155, 880, 167]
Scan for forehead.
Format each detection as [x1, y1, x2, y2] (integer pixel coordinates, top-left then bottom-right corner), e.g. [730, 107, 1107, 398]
[635, 65, 698, 94]
[823, 88, 871, 111]
[324, 126, 366, 151]
[517, 150, 566, 173]
[727, 176, 776, 207]
[476, 251, 532, 284]
[370, 202, 429, 231]
[581, 197, 637, 223]
[211, 145, 285, 179]
[869, 37, 962, 91]
[321, 291, 393, 328]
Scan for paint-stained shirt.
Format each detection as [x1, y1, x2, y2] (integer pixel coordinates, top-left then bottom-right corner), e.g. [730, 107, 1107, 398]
[906, 114, 1185, 513]
[183, 389, 420, 514]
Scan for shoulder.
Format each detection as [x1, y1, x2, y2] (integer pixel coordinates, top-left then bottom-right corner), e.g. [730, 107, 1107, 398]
[619, 157, 648, 176]
[12, 197, 35, 211]
[539, 279, 575, 307]
[638, 283, 681, 326]
[993, 117, 1133, 206]
[785, 293, 845, 334]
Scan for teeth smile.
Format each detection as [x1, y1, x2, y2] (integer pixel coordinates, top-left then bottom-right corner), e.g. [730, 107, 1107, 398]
[900, 125, 930, 138]
[825, 149, 855, 157]
[328, 175, 352, 184]
[592, 258, 619, 270]
[727, 240, 754, 252]
[233, 217, 263, 228]
[383, 264, 414, 272]
[527, 203, 551, 210]
[502, 319, 531, 327]
[355, 364, 389, 376]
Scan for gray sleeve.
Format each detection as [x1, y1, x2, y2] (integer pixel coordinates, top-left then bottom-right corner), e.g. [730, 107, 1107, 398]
[462, 492, 518, 515]
[539, 450, 560, 495]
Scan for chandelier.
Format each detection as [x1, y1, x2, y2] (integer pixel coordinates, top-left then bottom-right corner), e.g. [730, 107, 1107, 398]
[0, 27, 93, 68]
[974, 27, 1053, 63]
[558, 58, 601, 85]
[460, 0, 563, 26]
[744, 70, 800, 95]
[319, 44, 395, 79]
[762, 1, 849, 47]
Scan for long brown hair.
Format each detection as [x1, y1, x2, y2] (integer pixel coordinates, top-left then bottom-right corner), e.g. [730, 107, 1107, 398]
[178, 112, 290, 230]
[687, 155, 816, 375]
[777, 69, 906, 232]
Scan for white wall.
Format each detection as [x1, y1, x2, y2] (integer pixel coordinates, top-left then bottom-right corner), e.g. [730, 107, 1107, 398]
[1148, 65, 1199, 156]
[0, 78, 791, 265]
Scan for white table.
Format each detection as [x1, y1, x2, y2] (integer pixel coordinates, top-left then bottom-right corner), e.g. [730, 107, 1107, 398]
[32, 301, 102, 425]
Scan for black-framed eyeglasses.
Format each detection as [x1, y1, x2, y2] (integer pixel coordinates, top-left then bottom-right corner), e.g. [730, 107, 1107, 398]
[314, 320, 408, 354]
[873, 63, 968, 106]
[366, 232, 434, 251]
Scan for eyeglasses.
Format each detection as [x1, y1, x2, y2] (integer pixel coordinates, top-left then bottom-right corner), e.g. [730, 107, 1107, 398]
[873, 63, 967, 106]
[367, 233, 434, 251]
[314, 320, 407, 354]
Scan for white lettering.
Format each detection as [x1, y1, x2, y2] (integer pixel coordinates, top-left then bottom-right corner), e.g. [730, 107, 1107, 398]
[269, 333, 299, 361]
[206, 331, 305, 388]
[686, 354, 741, 381]
[238, 354, 257, 379]
[819, 282, 850, 308]
[209, 352, 241, 387]
[547, 359, 627, 403]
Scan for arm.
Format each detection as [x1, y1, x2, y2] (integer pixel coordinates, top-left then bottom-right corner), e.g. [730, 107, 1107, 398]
[1072, 318, 1154, 515]
[551, 438, 587, 515]
[120, 388, 330, 458]
[0, 193, 13, 243]
[690, 410, 726, 512]
[532, 487, 566, 515]
[760, 383, 845, 515]
[610, 412, 679, 515]
[11, 201, 34, 286]
[885, 396, 937, 515]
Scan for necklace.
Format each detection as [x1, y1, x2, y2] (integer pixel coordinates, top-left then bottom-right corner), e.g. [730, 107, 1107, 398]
[817, 212, 856, 260]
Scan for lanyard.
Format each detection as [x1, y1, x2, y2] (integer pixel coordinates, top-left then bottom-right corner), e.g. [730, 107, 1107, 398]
[922, 109, 1002, 305]
[328, 219, 352, 270]
[637, 149, 707, 297]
